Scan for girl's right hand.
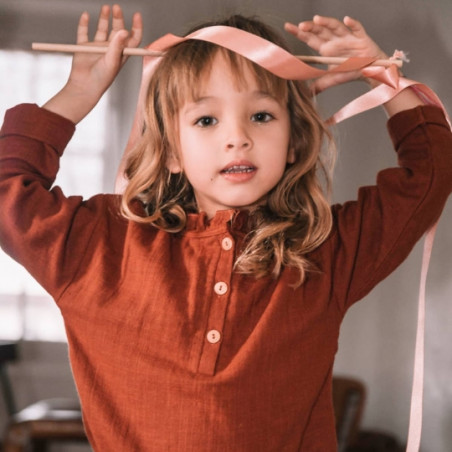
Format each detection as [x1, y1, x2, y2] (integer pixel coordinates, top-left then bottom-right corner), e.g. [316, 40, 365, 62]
[43, 4, 143, 124]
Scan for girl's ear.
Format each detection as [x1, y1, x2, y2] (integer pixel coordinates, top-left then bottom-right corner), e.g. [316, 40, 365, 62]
[287, 146, 296, 164]
[166, 153, 183, 174]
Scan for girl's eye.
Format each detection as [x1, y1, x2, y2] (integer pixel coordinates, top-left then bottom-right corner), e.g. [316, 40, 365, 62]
[195, 116, 218, 127]
[252, 112, 274, 123]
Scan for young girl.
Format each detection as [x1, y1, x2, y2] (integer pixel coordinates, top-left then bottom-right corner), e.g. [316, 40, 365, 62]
[1, 4, 451, 451]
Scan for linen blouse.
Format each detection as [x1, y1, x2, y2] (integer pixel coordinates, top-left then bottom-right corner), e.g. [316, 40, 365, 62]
[0, 104, 451, 451]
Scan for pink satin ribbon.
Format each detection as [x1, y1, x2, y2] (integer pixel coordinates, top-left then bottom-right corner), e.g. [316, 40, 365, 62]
[405, 223, 437, 452]
[117, 26, 451, 451]
[146, 25, 378, 80]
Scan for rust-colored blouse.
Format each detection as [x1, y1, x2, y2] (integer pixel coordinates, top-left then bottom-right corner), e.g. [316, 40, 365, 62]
[1, 104, 451, 451]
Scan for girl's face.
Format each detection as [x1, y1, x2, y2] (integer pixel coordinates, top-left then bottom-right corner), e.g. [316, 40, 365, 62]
[170, 52, 294, 219]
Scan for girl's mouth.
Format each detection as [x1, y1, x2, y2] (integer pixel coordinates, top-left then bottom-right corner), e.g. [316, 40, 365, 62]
[220, 161, 257, 182]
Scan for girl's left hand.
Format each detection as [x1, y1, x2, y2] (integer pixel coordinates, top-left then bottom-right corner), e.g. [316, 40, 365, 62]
[284, 15, 387, 94]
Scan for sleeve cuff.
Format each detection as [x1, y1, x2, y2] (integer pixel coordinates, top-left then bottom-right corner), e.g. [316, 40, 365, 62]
[387, 105, 449, 150]
[0, 103, 76, 155]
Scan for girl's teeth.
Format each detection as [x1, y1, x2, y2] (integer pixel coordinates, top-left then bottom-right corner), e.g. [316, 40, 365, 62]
[224, 166, 254, 173]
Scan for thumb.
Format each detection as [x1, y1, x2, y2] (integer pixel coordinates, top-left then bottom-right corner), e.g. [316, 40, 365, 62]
[106, 30, 129, 65]
[311, 71, 362, 95]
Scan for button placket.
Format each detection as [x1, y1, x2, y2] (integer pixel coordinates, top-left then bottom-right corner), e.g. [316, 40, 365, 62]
[197, 234, 235, 375]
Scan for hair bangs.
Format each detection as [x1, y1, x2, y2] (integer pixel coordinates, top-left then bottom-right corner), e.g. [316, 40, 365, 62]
[156, 40, 289, 113]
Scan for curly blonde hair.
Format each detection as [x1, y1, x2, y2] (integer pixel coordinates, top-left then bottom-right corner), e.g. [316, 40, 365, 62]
[121, 15, 335, 285]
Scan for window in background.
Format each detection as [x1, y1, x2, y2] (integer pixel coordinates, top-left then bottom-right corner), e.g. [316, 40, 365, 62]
[0, 50, 110, 341]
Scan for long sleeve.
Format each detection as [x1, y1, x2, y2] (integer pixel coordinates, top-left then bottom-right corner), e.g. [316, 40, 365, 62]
[327, 105, 452, 312]
[0, 104, 119, 299]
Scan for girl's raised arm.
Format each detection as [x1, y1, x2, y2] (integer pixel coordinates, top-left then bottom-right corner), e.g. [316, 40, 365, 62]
[43, 4, 143, 124]
[284, 15, 424, 117]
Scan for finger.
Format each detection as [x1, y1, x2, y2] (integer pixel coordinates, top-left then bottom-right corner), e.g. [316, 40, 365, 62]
[93, 4, 111, 42]
[288, 23, 328, 52]
[110, 4, 126, 38]
[127, 12, 143, 48]
[76, 11, 90, 44]
[310, 76, 341, 95]
[312, 15, 350, 37]
[283, 22, 298, 36]
[284, 22, 321, 50]
[284, 22, 325, 51]
[343, 16, 368, 39]
[105, 29, 129, 69]
[299, 20, 335, 40]
[310, 71, 362, 95]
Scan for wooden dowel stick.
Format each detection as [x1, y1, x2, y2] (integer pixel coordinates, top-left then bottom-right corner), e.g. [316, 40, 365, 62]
[32, 43, 164, 57]
[31, 42, 403, 68]
[300, 55, 403, 68]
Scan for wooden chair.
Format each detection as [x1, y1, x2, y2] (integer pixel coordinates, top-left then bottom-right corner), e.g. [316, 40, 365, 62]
[0, 341, 88, 452]
[332, 376, 366, 452]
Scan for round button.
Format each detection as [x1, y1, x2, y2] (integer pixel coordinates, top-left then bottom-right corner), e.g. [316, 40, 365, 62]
[206, 330, 221, 344]
[221, 237, 233, 251]
[214, 281, 228, 295]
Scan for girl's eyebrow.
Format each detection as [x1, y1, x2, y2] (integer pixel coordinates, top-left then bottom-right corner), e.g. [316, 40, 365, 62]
[189, 96, 215, 104]
[181, 97, 215, 115]
[254, 90, 280, 101]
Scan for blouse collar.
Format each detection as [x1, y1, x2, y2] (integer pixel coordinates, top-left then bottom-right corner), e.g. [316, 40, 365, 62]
[185, 209, 250, 234]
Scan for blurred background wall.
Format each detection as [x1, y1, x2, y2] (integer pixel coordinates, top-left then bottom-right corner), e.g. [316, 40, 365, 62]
[1, 0, 451, 450]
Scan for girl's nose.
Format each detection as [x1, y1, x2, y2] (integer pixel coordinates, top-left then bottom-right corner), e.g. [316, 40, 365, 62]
[225, 122, 252, 151]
